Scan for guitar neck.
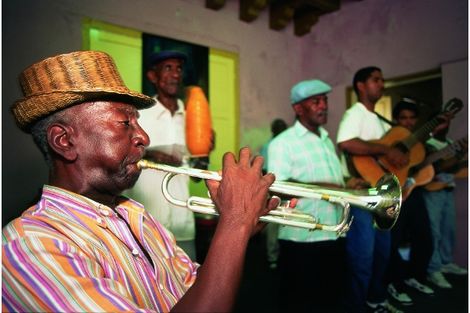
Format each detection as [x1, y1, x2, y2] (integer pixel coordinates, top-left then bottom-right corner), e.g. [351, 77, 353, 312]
[421, 137, 467, 167]
[423, 142, 457, 166]
[401, 97, 463, 150]
[403, 117, 441, 149]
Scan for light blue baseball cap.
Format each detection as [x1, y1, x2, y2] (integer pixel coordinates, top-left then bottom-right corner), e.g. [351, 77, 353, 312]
[290, 79, 332, 105]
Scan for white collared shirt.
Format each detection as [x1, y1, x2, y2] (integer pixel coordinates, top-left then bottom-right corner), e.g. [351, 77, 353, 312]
[129, 97, 195, 241]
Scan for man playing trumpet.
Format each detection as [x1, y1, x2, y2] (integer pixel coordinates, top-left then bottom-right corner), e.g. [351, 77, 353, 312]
[2, 51, 278, 312]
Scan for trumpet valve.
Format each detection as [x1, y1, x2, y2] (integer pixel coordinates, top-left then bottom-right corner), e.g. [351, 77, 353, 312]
[288, 198, 298, 208]
[277, 197, 299, 212]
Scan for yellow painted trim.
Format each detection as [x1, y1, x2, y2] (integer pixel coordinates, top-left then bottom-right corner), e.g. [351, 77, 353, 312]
[209, 48, 240, 151]
[82, 18, 141, 45]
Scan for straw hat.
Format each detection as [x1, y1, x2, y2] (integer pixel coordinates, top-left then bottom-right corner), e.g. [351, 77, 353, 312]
[12, 50, 155, 132]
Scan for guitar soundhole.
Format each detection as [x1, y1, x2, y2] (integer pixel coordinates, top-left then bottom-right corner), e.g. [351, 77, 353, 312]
[394, 142, 409, 154]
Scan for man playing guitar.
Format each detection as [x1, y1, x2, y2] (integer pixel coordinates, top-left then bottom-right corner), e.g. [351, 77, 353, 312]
[337, 66, 405, 313]
[386, 99, 435, 306]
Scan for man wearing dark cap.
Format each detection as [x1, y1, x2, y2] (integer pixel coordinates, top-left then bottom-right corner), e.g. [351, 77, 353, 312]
[267, 79, 366, 312]
[129, 50, 198, 260]
[2, 50, 278, 312]
[386, 99, 434, 305]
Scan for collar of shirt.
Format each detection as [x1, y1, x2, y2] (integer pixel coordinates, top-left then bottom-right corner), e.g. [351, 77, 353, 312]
[354, 101, 374, 115]
[293, 120, 329, 140]
[40, 185, 147, 227]
[39, 185, 176, 258]
[153, 96, 185, 119]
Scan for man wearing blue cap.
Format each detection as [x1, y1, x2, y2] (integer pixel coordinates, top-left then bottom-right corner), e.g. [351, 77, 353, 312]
[129, 50, 198, 260]
[268, 79, 366, 312]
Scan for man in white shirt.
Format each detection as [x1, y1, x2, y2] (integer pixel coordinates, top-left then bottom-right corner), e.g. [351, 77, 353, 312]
[130, 51, 196, 259]
[337, 66, 407, 313]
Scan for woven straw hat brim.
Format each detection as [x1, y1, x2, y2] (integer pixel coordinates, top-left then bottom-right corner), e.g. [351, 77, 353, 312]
[12, 89, 155, 132]
[11, 50, 156, 132]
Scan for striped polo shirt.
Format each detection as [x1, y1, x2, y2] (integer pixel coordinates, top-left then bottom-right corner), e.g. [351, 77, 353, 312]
[2, 185, 198, 312]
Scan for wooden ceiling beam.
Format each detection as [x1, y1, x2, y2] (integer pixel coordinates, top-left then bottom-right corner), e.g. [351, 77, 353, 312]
[269, 1, 299, 30]
[302, 0, 341, 13]
[206, 0, 226, 10]
[240, 0, 269, 22]
[206, 0, 343, 36]
[294, 10, 319, 36]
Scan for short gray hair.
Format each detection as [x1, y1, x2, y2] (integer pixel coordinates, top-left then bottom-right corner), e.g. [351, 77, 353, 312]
[30, 109, 70, 168]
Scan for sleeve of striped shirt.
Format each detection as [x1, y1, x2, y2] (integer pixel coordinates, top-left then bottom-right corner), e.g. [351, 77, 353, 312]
[2, 235, 157, 313]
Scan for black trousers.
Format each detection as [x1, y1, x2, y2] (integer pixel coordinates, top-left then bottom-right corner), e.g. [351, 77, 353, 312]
[278, 238, 346, 313]
[387, 187, 433, 286]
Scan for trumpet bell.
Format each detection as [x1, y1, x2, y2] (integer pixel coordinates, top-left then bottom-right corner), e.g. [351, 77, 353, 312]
[368, 173, 402, 230]
[269, 173, 401, 230]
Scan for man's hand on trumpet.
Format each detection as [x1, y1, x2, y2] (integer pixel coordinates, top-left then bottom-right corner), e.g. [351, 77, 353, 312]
[174, 147, 280, 312]
[205, 147, 280, 236]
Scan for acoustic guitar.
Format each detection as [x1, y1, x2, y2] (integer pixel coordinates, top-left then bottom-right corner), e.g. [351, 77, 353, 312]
[403, 136, 467, 196]
[350, 98, 463, 187]
[423, 136, 468, 191]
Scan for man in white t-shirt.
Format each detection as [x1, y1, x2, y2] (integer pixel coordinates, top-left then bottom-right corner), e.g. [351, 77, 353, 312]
[337, 66, 408, 313]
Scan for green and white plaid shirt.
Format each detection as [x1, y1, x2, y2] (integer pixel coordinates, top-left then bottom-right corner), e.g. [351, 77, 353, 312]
[267, 121, 344, 242]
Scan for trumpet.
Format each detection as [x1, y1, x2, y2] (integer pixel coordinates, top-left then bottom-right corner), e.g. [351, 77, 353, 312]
[137, 159, 402, 235]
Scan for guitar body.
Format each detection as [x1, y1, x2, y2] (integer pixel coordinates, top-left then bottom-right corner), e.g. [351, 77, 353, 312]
[455, 167, 468, 179]
[424, 181, 448, 191]
[352, 126, 426, 186]
[350, 155, 388, 186]
[424, 164, 468, 191]
[402, 165, 435, 200]
[412, 164, 435, 186]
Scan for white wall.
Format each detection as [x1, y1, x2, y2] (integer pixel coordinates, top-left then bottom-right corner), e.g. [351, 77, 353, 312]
[441, 59, 468, 266]
[301, 0, 468, 141]
[2, 0, 468, 263]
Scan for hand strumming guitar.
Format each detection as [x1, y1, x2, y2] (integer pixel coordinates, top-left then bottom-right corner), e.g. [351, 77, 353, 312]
[345, 177, 371, 190]
[384, 145, 409, 169]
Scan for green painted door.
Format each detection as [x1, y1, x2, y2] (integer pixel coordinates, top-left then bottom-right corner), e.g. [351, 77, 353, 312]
[82, 19, 142, 92]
